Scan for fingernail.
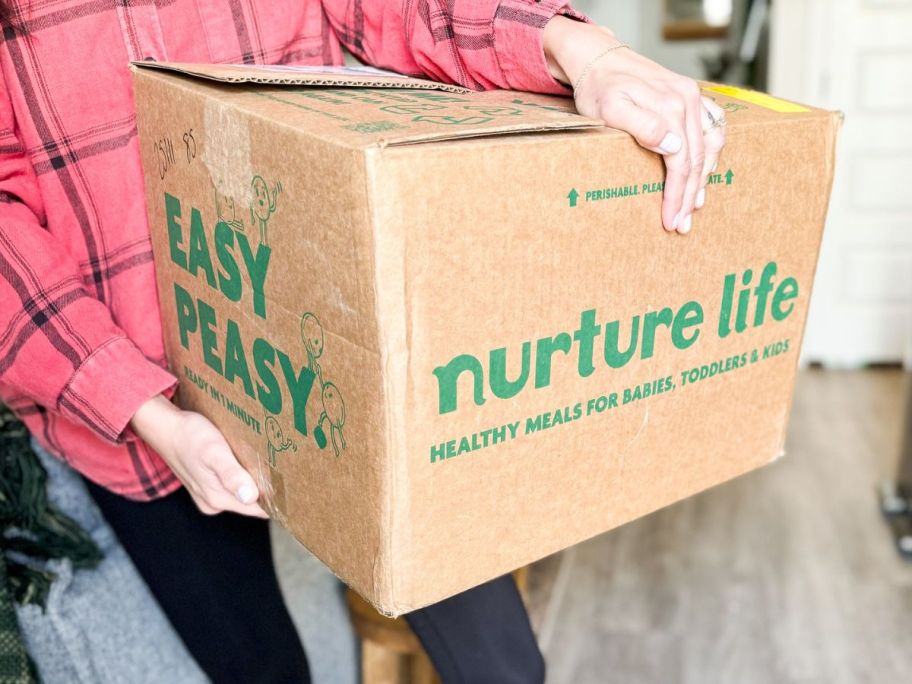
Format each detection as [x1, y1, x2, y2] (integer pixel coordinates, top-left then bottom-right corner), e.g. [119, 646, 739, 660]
[659, 132, 682, 155]
[671, 212, 681, 231]
[680, 214, 693, 234]
[695, 189, 706, 208]
[237, 484, 256, 504]
[712, 161, 718, 172]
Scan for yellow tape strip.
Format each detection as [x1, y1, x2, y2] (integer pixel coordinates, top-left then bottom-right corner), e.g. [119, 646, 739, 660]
[705, 85, 810, 114]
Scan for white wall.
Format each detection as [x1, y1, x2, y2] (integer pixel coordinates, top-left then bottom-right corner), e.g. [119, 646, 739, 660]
[573, 0, 643, 52]
[770, 0, 912, 367]
[574, 0, 725, 79]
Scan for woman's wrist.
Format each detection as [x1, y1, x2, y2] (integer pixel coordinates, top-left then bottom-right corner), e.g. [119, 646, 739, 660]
[543, 15, 623, 88]
[130, 394, 182, 456]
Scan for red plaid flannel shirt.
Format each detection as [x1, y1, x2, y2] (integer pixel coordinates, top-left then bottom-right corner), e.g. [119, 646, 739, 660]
[0, 0, 586, 500]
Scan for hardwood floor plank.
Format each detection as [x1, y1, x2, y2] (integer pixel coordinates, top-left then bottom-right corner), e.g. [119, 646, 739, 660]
[532, 369, 912, 683]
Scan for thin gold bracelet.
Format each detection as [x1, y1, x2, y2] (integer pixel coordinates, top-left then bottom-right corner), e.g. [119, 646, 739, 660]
[572, 43, 631, 99]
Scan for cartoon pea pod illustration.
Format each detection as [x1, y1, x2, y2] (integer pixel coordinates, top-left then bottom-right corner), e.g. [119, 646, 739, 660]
[300, 312, 324, 382]
[265, 415, 296, 467]
[250, 175, 282, 245]
[313, 382, 346, 457]
[214, 181, 243, 232]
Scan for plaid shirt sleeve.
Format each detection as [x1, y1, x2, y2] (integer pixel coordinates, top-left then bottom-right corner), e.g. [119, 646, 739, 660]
[322, 0, 590, 94]
[0, 68, 176, 445]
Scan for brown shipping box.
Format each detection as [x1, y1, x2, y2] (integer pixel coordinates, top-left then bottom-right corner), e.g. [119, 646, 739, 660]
[131, 63, 839, 615]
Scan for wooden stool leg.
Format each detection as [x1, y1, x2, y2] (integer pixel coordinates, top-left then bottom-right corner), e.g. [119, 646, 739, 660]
[349, 567, 530, 684]
[361, 640, 408, 684]
[409, 651, 440, 684]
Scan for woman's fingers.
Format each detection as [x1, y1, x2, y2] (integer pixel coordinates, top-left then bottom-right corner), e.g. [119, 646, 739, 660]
[190, 436, 269, 517]
[206, 444, 260, 503]
[190, 487, 270, 518]
[592, 83, 725, 235]
[599, 92, 689, 231]
[668, 82, 706, 234]
[207, 490, 270, 518]
[192, 465, 270, 518]
[661, 138, 692, 232]
[192, 496, 219, 516]
[698, 96, 727, 207]
[146, 406, 272, 519]
[647, 90, 691, 232]
[599, 94, 682, 156]
[633, 83, 700, 233]
[566, 39, 728, 235]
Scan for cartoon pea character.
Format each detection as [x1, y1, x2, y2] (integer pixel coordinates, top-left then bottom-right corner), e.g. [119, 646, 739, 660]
[214, 182, 243, 231]
[265, 415, 296, 467]
[250, 175, 281, 245]
[313, 382, 346, 457]
[300, 312, 324, 382]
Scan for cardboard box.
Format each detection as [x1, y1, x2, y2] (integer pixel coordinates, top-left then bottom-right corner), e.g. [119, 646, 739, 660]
[132, 63, 839, 615]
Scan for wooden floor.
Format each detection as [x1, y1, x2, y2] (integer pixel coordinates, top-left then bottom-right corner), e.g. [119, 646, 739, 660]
[526, 369, 912, 684]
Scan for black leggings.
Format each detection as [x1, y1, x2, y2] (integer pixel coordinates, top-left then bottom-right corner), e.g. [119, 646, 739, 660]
[86, 482, 544, 684]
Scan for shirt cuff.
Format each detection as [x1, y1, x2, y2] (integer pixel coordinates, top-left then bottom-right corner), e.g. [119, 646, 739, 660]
[58, 336, 177, 444]
[493, 0, 591, 95]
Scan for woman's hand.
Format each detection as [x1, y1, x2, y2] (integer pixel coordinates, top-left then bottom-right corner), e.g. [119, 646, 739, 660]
[131, 395, 268, 518]
[543, 16, 726, 234]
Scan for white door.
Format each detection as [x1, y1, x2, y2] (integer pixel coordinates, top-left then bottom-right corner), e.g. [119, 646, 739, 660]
[770, 0, 912, 367]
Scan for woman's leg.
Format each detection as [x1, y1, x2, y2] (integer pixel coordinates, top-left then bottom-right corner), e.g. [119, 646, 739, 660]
[405, 575, 545, 684]
[84, 481, 310, 684]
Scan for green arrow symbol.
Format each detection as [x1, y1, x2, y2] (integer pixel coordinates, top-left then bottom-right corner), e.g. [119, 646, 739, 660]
[725, 169, 734, 185]
[568, 188, 580, 208]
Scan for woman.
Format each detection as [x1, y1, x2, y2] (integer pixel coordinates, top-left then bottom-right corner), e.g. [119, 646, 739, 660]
[0, 2, 725, 682]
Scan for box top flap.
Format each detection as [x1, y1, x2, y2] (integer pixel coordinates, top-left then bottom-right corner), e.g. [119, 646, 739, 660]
[248, 88, 603, 146]
[132, 63, 832, 149]
[131, 61, 474, 94]
[131, 62, 604, 147]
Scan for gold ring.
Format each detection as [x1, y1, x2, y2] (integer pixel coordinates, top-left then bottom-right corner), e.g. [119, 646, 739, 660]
[702, 108, 727, 135]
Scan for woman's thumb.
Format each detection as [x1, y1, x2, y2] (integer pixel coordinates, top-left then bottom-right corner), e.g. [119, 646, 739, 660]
[210, 450, 259, 503]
